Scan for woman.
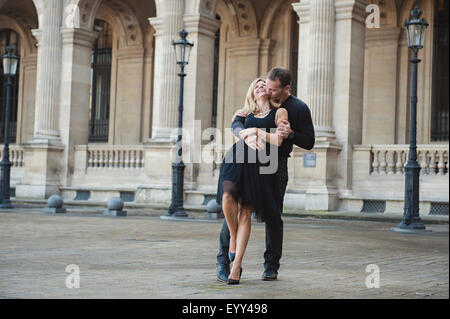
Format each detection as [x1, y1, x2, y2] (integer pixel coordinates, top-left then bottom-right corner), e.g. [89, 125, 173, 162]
[216, 78, 289, 284]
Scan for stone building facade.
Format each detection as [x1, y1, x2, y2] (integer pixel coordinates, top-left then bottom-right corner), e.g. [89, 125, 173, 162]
[0, 0, 448, 215]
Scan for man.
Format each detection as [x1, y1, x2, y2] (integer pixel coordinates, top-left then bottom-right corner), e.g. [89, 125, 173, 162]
[217, 67, 315, 282]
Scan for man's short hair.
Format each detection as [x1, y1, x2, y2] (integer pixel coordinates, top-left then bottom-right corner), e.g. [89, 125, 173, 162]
[267, 67, 291, 88]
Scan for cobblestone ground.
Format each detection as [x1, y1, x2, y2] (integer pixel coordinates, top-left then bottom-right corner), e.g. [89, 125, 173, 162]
[0, 209, 448, 299]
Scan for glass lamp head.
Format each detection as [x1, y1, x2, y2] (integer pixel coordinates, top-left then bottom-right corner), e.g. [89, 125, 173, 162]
[2, 45, 19, 76]
[404, 6, 429, 51]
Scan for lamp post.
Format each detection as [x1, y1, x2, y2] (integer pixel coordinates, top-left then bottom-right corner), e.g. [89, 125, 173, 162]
[394, 6, 429, 232]
[166, 29, 194, 218]
[0, 45, 19, 209]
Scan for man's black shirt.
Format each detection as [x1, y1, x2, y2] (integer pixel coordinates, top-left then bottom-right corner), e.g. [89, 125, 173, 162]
[231, 95, 315, 157]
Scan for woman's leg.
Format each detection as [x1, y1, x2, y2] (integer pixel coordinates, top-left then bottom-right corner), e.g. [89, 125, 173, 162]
[222, 192, 239, 255]
[229, 204, 253, 280]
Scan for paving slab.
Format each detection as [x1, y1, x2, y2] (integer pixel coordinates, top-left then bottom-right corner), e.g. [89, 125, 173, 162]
[0, 209, 448, 299]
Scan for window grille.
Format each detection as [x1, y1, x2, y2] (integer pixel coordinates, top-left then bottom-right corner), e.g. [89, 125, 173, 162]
[429, 202, 449, 216]
[361, 200, 386, 213]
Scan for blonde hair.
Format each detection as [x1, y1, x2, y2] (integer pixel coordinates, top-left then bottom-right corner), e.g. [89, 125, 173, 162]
[243, 78, 280, 114]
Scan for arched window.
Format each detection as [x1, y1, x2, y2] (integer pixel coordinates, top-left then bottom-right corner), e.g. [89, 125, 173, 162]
[0, 29, 20, 144]
[431, 0, 449, 141]
[89, 19, 112, 143]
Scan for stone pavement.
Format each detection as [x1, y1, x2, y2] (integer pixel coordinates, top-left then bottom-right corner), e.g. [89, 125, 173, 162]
[0, 208, 448, 299]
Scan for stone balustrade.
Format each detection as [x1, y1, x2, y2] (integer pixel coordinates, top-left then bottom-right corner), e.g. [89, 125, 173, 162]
[370, 144, 449, 176]
[350, 144, 449, 212]
[0, 145, 25, 168]
[86, 145, 144, 170]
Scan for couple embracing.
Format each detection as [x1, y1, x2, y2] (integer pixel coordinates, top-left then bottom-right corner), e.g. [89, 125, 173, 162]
[215, 67, 315, 285]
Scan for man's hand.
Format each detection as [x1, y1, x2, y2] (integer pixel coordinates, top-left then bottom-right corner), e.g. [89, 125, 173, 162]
[276, 120, 293, 139]
[232, 109, 248, 122]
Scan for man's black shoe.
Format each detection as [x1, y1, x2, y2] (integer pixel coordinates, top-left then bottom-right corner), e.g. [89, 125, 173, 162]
[217, 264, 230, 283]
[262, 269, 278, 281]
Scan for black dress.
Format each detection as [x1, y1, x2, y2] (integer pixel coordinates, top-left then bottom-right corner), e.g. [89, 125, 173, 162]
[216, 108, 282, 222]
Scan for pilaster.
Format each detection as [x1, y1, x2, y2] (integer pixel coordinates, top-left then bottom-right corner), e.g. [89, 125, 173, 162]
[363, 27, 401, 144]
[308, 0, 335, 138]
[58, 27, 98, 186]
[16, 1, 65, 199]
[333, 0, 367, 193]
[31, 0, 63, 142]
[148, 0, 184, 140]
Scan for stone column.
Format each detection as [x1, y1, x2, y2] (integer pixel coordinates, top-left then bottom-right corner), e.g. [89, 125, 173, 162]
[58, 28, 98, 186]
[16, 0, 65, 199]
[292, 1, 310, 100]
[31, 0, 63, 142]
[182, 14, 220, 187]
[183, 14, 220, 134]
[307, 0, 335, 138]
[293, 0, 341, 211]
[141, 0, 185, 193]
[148, 0, 184, 140]
[333, 0, 367, 197]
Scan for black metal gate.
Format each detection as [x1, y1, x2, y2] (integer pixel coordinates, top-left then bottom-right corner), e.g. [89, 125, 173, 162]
[89, 20, 112, 143]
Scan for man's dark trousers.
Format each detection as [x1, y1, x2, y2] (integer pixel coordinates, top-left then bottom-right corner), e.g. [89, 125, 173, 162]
[216, 156, 288, 272]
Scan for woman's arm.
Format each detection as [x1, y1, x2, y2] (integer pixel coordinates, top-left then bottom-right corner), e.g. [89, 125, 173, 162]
[257, 108, 289, 147]
[231, 109, 247, 140]
[292, 105, 315, 150]
[232, 117, 245, 143]
[232, 109, 265, 150]
[276, 103, 315, 150]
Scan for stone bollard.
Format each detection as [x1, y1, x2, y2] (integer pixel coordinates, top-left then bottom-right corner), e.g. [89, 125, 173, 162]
[204, 199, 223, 220]
[44, 195, 67, 214]
[104, 197, 127, 216]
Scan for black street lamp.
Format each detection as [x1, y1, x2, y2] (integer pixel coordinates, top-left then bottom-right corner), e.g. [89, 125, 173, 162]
[166, 29, 194, 218]
[394, 6, 429, 232]
[0, 45, 19, 209]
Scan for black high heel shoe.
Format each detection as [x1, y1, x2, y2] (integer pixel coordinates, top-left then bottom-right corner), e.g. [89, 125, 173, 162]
[227, 268, 243, 285]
